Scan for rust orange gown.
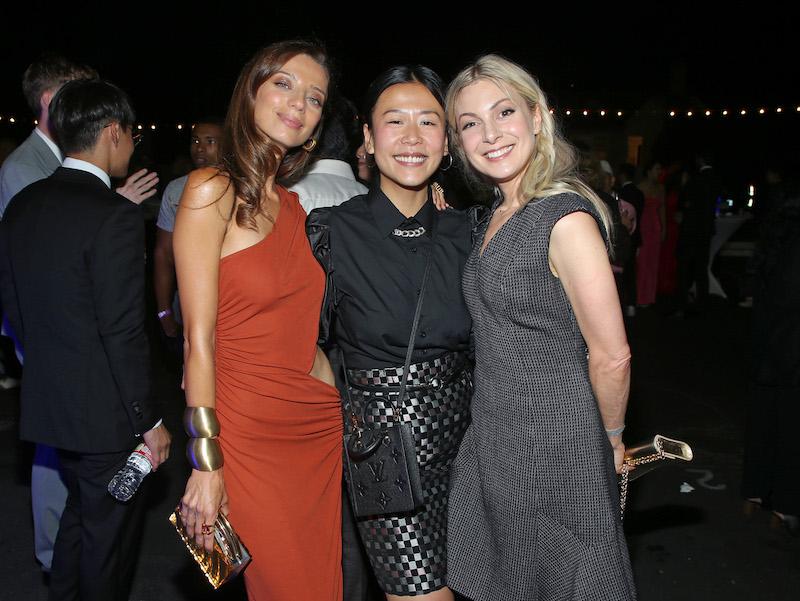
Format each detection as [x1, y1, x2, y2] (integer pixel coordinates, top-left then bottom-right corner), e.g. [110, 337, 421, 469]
[215, 186, 342, 600]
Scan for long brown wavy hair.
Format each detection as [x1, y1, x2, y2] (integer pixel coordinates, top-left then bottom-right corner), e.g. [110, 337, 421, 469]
[222, 40, 332, 229]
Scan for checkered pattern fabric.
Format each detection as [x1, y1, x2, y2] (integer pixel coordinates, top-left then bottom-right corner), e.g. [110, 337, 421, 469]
[346, 351, 471, 594]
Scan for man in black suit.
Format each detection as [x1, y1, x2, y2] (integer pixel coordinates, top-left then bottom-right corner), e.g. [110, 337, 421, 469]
[677, 151, 722, 312]
[617, 163, 646, 315]
[0, 79, 171, 601]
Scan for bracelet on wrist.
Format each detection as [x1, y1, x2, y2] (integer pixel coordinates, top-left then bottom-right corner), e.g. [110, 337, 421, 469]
[183, 407, 220, 438]
[157, 309, 172, 320]
[186, 437, 224, 471]
[605, 425, 625, 437]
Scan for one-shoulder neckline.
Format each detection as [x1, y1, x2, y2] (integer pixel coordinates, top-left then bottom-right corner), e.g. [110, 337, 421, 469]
[220, 188, 287, 263]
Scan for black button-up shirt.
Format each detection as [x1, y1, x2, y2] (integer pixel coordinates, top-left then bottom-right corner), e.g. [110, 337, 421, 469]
[308, 187, 473, 369]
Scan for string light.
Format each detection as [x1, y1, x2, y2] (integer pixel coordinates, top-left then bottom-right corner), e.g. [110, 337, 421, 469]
[759, 108, 765, 114]
[177, 124, 183, 130]
[150, 124, 156, 130]
[687, 110, 693, 117]
[9, 117, 15, 123]
[705, 110, 711, 116]
[617, 111, 623, 117]
[669, 111, 676, 117]
[565, 110, 571, 116]
[777, 107, 783, 113]
[741, 109, 747, 115]
[137, 124, 143, 130]
[582, 110, 588, 116]
[722, 110, 729, 115]
[600, 110, 606, 116]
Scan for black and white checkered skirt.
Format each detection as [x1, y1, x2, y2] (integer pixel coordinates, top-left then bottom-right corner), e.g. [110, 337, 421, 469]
[345, 351, 472, 595]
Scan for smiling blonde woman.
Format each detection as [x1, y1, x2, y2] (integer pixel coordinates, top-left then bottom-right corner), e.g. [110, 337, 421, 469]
[444, 54, 637, 601]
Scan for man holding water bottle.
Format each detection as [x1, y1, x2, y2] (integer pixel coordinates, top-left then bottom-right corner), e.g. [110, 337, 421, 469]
[0, 78, 170, 601]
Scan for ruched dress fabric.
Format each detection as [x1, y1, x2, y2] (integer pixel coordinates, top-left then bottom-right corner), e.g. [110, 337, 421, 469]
[215, 187, 343, 601]
[447, 193, 636, 601]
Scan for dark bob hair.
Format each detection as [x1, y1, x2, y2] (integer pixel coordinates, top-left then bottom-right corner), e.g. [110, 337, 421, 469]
[49, 78, 135, 155]
[222, 39, 333, 229]
[361, 65, 446, 129]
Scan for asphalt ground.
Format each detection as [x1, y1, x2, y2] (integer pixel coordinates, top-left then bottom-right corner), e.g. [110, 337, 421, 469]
[1, 297, 798, 601]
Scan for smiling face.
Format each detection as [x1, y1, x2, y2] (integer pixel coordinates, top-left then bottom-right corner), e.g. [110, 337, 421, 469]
[253, 53, 328, 152]
[454, 78, 541, 193]
[364, 82, 448, 197]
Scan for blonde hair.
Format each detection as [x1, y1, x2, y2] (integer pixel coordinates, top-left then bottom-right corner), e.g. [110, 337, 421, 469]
[445, 54, 612, 238]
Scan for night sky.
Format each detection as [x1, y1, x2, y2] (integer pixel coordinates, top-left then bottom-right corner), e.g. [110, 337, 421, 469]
[1, 3, 798, 194]
[2, 4, 796, 122]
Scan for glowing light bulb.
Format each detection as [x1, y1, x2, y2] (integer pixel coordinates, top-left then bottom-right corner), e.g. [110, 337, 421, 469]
[669, 111, 676, 117]
[617, 111, 623, 117]
[722, 110, 729, 116]
[582, 110, 588, 116]
[600, 110, 605, 116]
[705, 110, 711, 116]
[9, 117, 15, 123]
[777, 107, 783, 113]
[566, 110, 571, 116]
[687, 111, 693, 117]
[177, 124, 183, 130]
[759, 108, 765, 114]
[137, 124, 143, 130]
[150, 124, 156, 130]
[740, 109, 747, 115]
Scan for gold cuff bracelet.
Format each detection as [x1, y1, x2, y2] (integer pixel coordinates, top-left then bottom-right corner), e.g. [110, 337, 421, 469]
[183, 407, 221, 438]
[186, 437, 224, 471]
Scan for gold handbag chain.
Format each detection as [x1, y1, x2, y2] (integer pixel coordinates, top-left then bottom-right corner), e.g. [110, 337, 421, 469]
[619, 450, 665, 519]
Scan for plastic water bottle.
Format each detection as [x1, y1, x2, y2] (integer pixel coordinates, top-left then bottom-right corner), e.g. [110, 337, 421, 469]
[108, 443, 153, 501]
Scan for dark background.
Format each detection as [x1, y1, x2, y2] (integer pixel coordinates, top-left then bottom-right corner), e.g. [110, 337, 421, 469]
[1, 2, 798, 202]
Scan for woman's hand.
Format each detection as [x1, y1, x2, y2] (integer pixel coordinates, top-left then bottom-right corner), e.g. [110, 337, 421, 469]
[608, 434, 626, 474]
[180, 468, 229, 552]
[431, 182, 450, 212]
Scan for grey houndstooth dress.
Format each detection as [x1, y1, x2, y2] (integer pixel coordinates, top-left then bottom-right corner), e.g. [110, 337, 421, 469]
[447, 193, 637, 601]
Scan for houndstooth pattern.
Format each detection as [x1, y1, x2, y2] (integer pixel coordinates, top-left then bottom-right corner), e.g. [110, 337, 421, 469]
[447, 194, 637, 601]
[346, 351, 471, 594]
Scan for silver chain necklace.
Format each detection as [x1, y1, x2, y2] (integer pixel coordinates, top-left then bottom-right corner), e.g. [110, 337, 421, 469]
[392, 226, 426, 238]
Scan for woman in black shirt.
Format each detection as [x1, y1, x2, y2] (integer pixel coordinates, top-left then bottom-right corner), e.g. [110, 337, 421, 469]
[308, 66, 473, 600]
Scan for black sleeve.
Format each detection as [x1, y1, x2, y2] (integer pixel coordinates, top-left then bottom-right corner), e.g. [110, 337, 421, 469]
[307, 207, 339, 348]
[88, 201, 158, 435]
[0, 220, 24, 347]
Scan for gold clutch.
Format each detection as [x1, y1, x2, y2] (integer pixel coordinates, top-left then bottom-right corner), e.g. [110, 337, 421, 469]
[169, 507, 251, 589]
[623, 434, 694, 482]
[619, 435, 694, 516]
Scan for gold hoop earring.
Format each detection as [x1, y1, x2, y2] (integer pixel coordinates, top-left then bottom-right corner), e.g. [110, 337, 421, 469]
[302, 138, 317, 152]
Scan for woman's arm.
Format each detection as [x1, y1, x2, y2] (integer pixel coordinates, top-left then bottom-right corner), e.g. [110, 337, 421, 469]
[173, 167, 233, 550]
[549, 211, 631, 473]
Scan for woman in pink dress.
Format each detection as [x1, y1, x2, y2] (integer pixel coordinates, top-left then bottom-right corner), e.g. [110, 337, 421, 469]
[636, 161, 665, 306]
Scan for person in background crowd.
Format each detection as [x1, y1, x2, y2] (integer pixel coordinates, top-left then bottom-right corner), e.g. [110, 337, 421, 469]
[444, 54, 635, 601]
[0, 53, 160, 576]
[308, 64, 474, 600]
[675, 151, 722, 314]
[0, 77, 170, 601]
[175, 40, 343, 600]
[354, 141, 372, 184]
[290, 95, 367, 212]
[658, 163, 685, 299]
[636, 160, 665, 307]
[742, 179, 800, 537]
[153, 118, 224, 349]
[616, 162, 644, 316]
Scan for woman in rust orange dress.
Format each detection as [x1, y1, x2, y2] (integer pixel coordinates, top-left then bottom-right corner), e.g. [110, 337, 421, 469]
[173, 41, 342, 600]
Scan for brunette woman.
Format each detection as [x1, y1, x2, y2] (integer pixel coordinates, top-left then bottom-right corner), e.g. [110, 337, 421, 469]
[308, 66, 473, 600]
[174, 41, 342, 600]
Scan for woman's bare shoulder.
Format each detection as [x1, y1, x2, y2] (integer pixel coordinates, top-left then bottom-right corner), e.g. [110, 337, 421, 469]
[181, 168, 235, 213]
